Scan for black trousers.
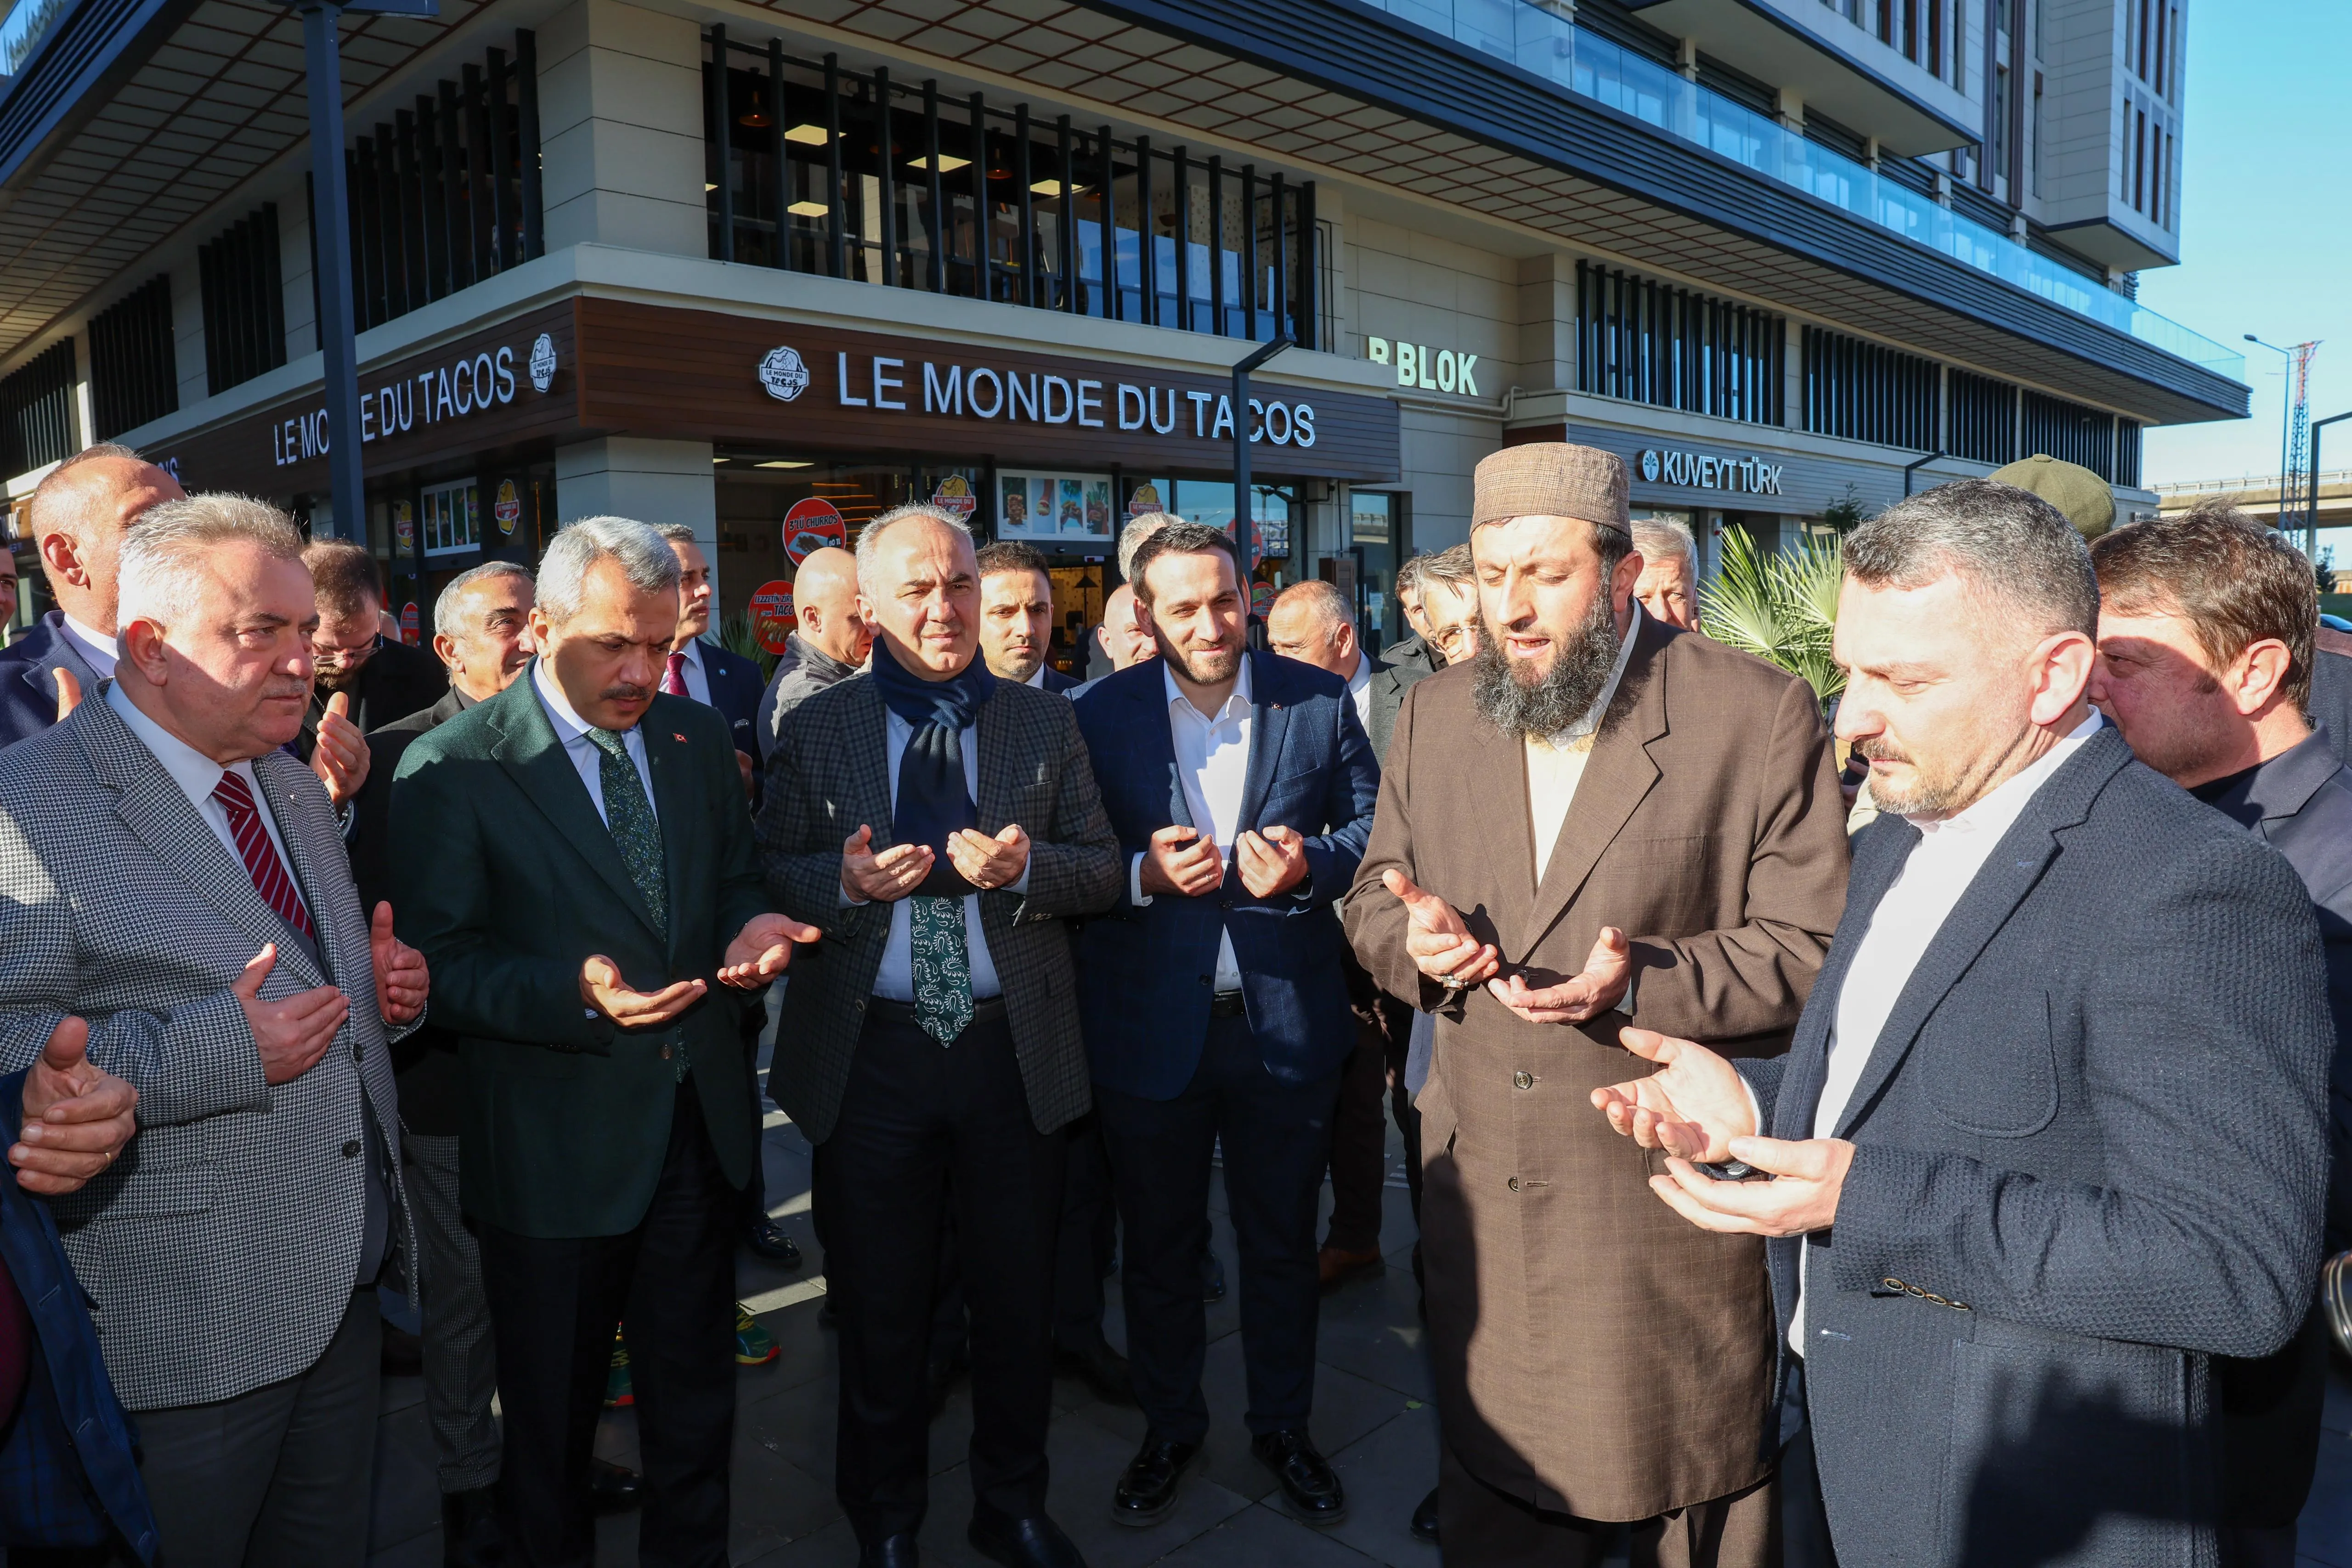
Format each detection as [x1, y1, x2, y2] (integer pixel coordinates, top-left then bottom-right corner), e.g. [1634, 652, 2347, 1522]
[1051, 1110, 1118, 1350]
[1096, 1010, 1341, 1443]
[478, 1082, 737, 1568]
[1325, 967, 1419, 1254]
[815, 1001, 1067, 1545]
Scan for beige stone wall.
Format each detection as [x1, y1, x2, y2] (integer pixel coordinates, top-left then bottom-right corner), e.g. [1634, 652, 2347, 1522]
[538, 0, 709, 258]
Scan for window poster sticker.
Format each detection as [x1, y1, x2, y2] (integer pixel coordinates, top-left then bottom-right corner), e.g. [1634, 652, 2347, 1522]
[996, 470, 1117, 544]
[1127, 479, 1167, 518]
[782, 497, 848, 564]
[749, 579, 796, 654]
[931, 474, 978, 519]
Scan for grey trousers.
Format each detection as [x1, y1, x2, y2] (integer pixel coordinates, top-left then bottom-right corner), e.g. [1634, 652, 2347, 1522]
[405, 1130, 502, 1493]
[135, 1289, 380, 1568]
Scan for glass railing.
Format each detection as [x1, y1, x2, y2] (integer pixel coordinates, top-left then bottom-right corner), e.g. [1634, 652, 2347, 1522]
[1356, 0, 2245, 382]
[0, 0, 74, 80]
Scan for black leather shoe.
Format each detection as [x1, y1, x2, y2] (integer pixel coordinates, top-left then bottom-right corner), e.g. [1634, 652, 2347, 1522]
[1410, 1484, 1440, 1543]
[1201, 1250, 1226, 1303]
[859, 1531, 920, 1568]
[440, 1484, 503, 1568]
[1112, 1435, 1200, 1526]
[1252, 1428, 1346, 1525]
[968, 1504, 1085, 1567]
[589, 1456, 642, 1513]
[744, 1214, 804, 1268]
[1055, 1336, 1135, 1405]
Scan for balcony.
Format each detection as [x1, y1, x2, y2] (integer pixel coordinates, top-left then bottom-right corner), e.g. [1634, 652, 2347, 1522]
[1355, 0, 2244, 383]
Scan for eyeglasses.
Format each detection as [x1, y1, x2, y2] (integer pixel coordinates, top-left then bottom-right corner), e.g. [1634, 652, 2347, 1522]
[1429, 621, 1480, 659]
[310, 629, 380, 670]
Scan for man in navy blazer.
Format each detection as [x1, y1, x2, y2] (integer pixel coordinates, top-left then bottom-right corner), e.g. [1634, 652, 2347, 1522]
[1073, 523, 1379, 1529]
[1593, 481, 2331, 1568]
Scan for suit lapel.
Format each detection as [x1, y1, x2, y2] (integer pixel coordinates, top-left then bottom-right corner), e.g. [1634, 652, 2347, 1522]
[975, 686, 1017, 831]
[838, 680, 896, 844]
[1520, 620, 1670, 958]
[486, 675, 665, 944]
[75, 699, 329, 987]
[1236, 652, 1289, 832]
[1826, 727, 2130, 1139]
[644, 699, 699, 959]
[21, 623, 97, 715]
[1131, 669, 1192, 832]
[1774, 816, 1918, 1139]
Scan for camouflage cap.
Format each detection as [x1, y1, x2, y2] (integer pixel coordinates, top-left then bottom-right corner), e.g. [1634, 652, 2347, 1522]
[1987, 453, 2116, 541]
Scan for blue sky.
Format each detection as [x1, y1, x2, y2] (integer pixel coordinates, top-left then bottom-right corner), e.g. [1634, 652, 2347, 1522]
[2138, 4, 2352, 489]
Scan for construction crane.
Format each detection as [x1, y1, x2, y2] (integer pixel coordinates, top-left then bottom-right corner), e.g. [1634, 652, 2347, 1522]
[2286, 340, 2322, 553]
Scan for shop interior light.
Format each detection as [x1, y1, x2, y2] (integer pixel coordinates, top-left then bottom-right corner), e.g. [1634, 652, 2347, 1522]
[1030, 179, 1082, 197]
[704, 182, 717, 192]
[909, 154, 969, 172]
[713, 456, 728, 463]
[756, 460, 814, 469]
[738, 86, 773, 129]
[785, 124, 831, 145]
[787, 200, 828, 217]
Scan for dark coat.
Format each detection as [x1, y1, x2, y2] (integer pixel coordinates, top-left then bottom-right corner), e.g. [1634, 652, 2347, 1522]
[1038, 666, 1081, 696]
[756, 672, 1122, 1144]
[0, 613, 102, 751]
[694, 638, 767, 761]
[350, 688, 472, 1136]
[1380, 630, 1436, 676]
[389, 670, 772, 1237]
[1741, 723, 2331, 1568]
[299, 636, 447, 761]
[0, 1072, 156, 1561]
[1075, 651, 1380, 1099]
[2308, 641, 2352, 767]
[754, 633, 860, 764]
[1362, 647, 1431, 762]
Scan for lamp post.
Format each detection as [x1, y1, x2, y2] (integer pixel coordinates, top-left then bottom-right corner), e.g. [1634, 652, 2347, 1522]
[1903, 449, 1946, 497]
[2245, 334, 2297, 539]
[1231, 334, 1292, 629]
[289, 0, 439, 541]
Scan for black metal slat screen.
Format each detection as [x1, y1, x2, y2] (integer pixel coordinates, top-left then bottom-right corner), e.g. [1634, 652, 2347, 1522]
[1801, 325, 1939, 450]
[1947, 368, 2018, 465]
[1574, 261, 1784, 426]
[701, 32, 1316, 348]
[331, 30, 544, 337]
[2023, 390, 2118, 482]
[0, 341, 78, 477]
[89, 275, 178, 440]
[2115, 418, 2142, 488]
[198, 205, 287, 397]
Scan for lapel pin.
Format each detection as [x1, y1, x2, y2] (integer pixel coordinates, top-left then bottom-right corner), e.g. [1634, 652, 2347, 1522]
[673, 733, 689, 744]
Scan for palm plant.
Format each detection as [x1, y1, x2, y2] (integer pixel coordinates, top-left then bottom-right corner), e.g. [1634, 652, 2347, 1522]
[718, 610, 779, 681]
[1699, 525, 1845, 706]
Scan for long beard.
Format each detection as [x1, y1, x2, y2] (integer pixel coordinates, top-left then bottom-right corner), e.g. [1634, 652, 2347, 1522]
[1470, 593, 1623, 740]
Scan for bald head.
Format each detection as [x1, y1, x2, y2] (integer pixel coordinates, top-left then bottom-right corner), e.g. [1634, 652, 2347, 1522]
[791, 545, 871, 668]
[1097, 584, 1156, 671]
[1267, 580, 1360, 680]
[28, 448, 186, 632]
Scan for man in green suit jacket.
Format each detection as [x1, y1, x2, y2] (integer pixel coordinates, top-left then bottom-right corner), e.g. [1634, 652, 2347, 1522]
[389, 516, 815, 1568]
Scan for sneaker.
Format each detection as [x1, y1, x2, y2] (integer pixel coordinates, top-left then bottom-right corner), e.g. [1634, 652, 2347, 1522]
[736, 1303, 780, 1366]
[605, 1333, 633, 1407]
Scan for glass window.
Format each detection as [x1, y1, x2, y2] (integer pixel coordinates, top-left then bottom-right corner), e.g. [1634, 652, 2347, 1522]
[420, 478, 480, 557]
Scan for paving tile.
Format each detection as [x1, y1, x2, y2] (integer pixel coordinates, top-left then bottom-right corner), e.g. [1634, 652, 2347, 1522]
[1145, 1499, 1385, 1566]
[729, 1441, 842, 1561]
[1312, 1264, 1436, 1403]
[1320, 1398, 1442, 1567]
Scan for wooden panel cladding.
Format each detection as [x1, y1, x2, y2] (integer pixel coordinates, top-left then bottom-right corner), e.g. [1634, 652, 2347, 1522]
[573, 297, 1398, 482]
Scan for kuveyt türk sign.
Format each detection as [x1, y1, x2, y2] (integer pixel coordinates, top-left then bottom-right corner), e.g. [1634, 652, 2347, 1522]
[1637, 447, 1786, 497]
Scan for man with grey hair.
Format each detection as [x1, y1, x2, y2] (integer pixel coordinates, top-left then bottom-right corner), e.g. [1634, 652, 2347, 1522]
[0, 491, 429, 1563]
[391, 515, 820, 1567]
[1594, 478, 2332, 1566]
[1087, 513, 1174, 679]
[1631, 515, 1700, 631]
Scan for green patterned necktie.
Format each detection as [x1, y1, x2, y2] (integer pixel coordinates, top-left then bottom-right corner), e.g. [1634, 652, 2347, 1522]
[584, 727, 685, 1077]
[909, 896, 972, 1046]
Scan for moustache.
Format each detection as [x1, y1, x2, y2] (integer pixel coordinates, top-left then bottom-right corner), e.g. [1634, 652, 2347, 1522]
[601, 683, 651, 704]
[1852, 736, 1910, 764]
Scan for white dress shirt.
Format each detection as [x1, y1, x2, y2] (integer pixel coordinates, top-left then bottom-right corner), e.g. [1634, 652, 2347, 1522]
[106, 682, 306, 919]
[1346, 649, 1373, 738]
[61, 613, 119, 679]
[1023, 666, 1049, 690]
[848, 710, 1031, 1006]
[1526, 603, 1642, 884]
[666, 637, 712, 705]
[1130, 657, 1255, 992]
[532, 660, 657, 827]
[1789, 710, 2102, 1353]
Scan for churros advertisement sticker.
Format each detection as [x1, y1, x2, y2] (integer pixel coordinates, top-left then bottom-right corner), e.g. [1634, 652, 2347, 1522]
[749, 580, 797, 654]
[782, 498, 847, 564]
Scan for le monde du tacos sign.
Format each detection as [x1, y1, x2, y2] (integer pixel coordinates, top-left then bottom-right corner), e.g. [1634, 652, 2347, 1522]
[754, 344, 1323, 450]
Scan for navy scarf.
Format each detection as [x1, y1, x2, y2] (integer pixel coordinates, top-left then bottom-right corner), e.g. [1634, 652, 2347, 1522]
[870, 637, 996, 897]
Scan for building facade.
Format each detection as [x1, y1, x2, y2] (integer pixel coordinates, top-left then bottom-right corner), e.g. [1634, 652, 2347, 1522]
[0, 0, 2236, 665]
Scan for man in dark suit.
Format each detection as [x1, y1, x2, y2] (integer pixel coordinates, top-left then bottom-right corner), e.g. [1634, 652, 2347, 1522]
[758, 504, 1120, 1568]
[2308, 627, 2352, 765]
[0, 443, 181, 745]
[2089, 502, 2352, 1568]
[755, 546, 871, 764]
[299, 538, 445, 776]
[1074, 524, 1380, 1528]
[1267, 578, 1428, 1289]
[390, 516, 817, 1568]
[1595, 480, 2331, 1568]
[977, 541, 1080, 694]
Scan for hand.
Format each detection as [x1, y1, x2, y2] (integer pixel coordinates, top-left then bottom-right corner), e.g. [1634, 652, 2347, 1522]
[311, 692, 368, 806]
[234, 944, 350, 1085]
[1650, 1137, 1854, 1236]
[579, 955, 705, 1026]
[1590, 1027, 1757, 1164]
[1236, 826, 1309, 898]
[840, 824, 934, 902]
[718, 913, 823, 987]
[1381, 868, 1499, 988]
[947, 824, 1030, 891]
[370, 902, 428, 1025]
[736, 750, 756, 802]
[1487, 927, 1632, 1023]
[12, 1017, 138, 1196]
[52, 667, 82, 722]
[1139, 825, 1223, 897]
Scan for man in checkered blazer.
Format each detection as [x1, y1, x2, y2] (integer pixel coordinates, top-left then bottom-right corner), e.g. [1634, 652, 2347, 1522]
[0, 495, 427, 1566]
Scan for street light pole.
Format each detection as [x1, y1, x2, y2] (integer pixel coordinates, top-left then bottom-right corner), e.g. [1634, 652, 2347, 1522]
[288, 0, 437, 541]
[1231, 334, 1292, 623]
[1903, 449, 1946, 497]
[2246, 334, 2296, 537]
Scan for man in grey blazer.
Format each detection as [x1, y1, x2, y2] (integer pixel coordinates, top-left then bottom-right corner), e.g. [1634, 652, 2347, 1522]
[1593, 480, 2332, 1568]
[758, 504, 1119, 1568]
[0, 495, 428, 1565]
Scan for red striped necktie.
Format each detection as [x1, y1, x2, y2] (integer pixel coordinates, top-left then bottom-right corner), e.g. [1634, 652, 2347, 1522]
[662, 651, 689, 696]
[211, 770, 315, 940]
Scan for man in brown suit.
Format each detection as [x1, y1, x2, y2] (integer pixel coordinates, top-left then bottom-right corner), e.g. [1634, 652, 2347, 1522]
[1343, 443, 1849, 1565]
